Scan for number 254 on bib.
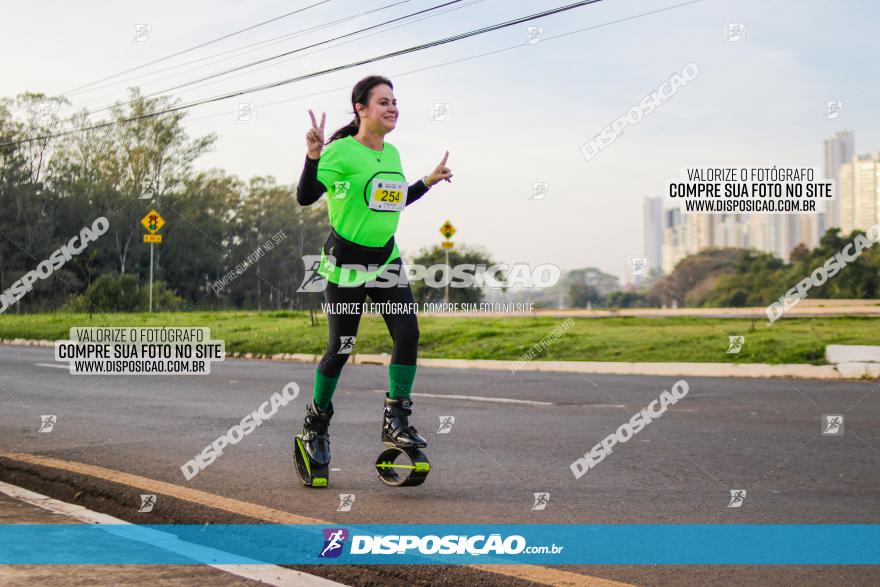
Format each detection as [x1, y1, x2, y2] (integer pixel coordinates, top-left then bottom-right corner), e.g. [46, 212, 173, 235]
[369, 179, 406, 212]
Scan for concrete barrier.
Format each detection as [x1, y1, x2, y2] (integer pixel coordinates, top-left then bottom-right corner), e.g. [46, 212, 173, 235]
[826, 345, 880, 364]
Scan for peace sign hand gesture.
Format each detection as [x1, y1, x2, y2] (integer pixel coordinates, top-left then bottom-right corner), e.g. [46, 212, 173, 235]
[306, 109, 325, 159]
[425, 151, 453, 187]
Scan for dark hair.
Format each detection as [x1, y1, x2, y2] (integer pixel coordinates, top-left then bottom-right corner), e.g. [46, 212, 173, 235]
[327, 75, 394, 144]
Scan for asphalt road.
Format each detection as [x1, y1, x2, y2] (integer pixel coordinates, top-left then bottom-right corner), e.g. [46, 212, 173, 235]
[1, 344, 878, 586]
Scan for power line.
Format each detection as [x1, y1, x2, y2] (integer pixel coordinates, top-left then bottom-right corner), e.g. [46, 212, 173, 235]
[182, 0, 702, 127]
[62, 0, 332, 95]
[98, 0, 469, 114]
[3, 0, 605, 148]
[68, 0, 418, 103]
[102, 0, 483, 109]
[76, 0, 463, 116]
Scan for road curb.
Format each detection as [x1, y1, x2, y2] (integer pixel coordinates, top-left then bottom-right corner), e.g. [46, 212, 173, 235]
[3, 338, 872, 380]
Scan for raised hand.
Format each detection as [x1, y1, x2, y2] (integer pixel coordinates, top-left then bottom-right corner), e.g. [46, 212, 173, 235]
[306, 109, 326, 159]
[426, 151, 453, 186]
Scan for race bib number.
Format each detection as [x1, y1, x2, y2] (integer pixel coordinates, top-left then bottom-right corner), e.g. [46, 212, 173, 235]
[368, 179, 406, 212]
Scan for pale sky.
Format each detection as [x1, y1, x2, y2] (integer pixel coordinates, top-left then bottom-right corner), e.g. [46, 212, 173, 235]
[2, 0, 877, 280]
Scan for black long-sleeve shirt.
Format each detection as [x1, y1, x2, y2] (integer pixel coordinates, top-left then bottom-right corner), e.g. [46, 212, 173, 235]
[296, 155, 430, 207]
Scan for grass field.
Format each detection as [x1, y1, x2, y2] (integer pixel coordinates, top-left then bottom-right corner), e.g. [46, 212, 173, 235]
[1, 311, 878, 365]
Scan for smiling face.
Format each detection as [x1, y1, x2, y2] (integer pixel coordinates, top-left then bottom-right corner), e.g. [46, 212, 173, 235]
[355, 83, 398, 135]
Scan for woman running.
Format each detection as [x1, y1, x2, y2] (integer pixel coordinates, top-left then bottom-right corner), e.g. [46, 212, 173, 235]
[294, 75, 453, 487]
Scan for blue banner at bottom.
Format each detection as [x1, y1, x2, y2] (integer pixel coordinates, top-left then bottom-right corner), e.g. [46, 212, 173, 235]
[0, 524, 877, 565]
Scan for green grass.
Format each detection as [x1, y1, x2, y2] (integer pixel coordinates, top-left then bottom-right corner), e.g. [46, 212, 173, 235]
[0, 311, 877, 365]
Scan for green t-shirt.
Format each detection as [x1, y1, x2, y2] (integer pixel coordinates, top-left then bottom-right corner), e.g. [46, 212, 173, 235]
[316, 135, 407, 286]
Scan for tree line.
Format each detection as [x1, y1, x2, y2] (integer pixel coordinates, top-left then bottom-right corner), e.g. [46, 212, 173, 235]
[0, 89, 335, 313]
[566, 229, 880, 309]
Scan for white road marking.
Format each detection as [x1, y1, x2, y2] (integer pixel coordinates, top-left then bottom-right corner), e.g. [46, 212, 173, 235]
[370, 390, 553, 406]
[35, 363, 67, 370]
[369, 390, 627, 408]
[0, 480, 345, 587]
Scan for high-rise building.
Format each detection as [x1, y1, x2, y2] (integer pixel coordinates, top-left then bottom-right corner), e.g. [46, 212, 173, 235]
[797, 213, 821, 250]
[778, 214, 801, 260]
[685, 213, 714, 253]
[839, 158, 855, 233]
[746, 214, 773, 255]
[661, 208, 687, 274]
[824, 130, 855, 229]
[838, 153, 880, 234]
[643, 197, 664, 274]
[715, 214, 747, 248]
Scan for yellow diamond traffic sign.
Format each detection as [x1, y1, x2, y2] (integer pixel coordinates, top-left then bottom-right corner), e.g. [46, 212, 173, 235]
[439, 220, 456, 239]
[141, 209, 165, 234]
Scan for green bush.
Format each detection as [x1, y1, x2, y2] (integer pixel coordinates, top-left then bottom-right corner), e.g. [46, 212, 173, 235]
[63, 274, 182, 312]
[146, 281, 184, 311]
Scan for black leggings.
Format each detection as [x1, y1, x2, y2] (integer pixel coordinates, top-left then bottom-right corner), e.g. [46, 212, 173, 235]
[318, 258, 419, 377]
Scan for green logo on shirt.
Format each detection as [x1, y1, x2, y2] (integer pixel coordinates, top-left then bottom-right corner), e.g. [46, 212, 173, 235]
[333, 181, 350, 199]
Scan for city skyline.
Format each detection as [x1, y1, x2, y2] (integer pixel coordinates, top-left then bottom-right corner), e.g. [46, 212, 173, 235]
[641, 128, 880, 281]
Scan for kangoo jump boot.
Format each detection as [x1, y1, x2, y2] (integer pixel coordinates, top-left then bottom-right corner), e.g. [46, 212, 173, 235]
[382, 394, 427, 450]
[294, 401, 334, 487]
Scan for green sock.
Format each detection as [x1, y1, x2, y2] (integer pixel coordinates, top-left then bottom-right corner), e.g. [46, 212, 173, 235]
[388, 363, 417, 399]
[313, 369, 339, 410]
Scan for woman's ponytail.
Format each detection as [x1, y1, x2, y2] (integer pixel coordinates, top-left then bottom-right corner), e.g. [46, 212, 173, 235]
[327, 116, 359, 144]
